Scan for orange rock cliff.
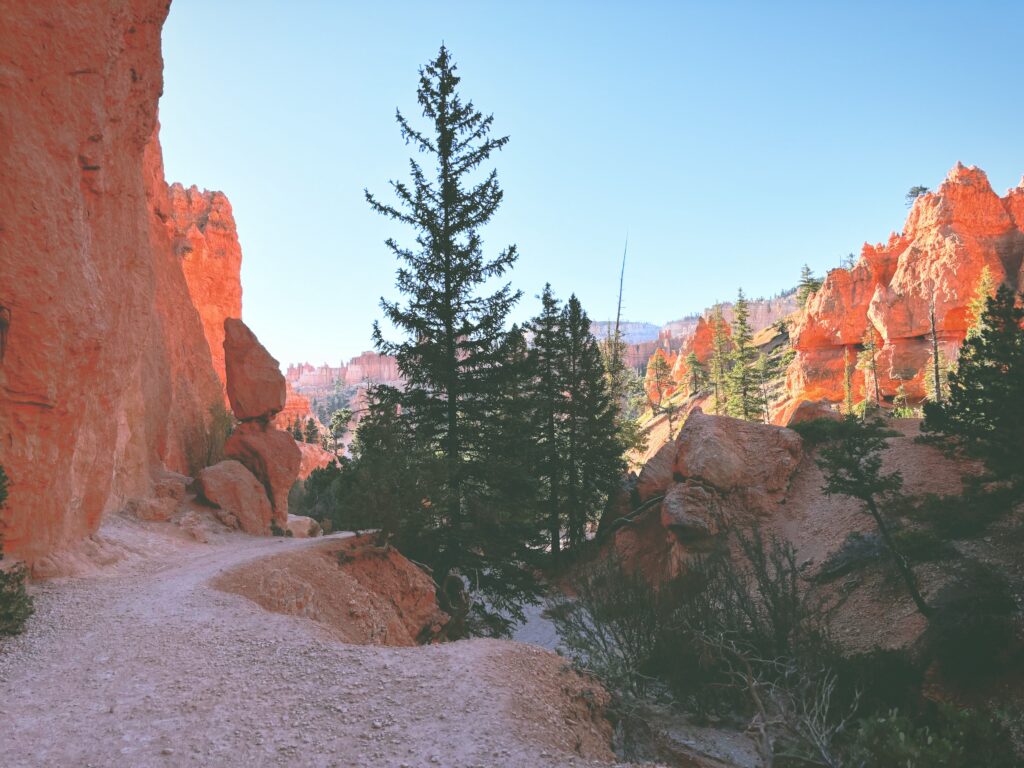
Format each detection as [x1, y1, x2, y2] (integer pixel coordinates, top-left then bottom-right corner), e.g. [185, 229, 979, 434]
[0, 1, 246, 564]
[783, 164, 1024, 414]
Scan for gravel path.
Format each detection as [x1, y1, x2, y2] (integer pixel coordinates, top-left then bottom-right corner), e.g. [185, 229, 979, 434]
[0, 519, 621, 768]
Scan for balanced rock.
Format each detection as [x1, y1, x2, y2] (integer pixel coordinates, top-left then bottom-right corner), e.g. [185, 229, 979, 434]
[224, 421, 301, 527]
[223, 318, 286, 421]
[197, 460, 273, 535]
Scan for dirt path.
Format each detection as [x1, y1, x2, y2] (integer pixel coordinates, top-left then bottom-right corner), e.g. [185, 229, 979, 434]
[0, 518, 621, 768]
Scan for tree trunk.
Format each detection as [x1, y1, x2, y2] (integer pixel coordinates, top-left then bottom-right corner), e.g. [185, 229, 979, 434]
[866, 497, 932, 618]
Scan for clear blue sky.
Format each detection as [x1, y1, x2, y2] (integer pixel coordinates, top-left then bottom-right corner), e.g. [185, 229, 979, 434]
[160, 1, 1024, 366]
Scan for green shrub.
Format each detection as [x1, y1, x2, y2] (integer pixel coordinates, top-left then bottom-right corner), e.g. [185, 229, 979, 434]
[845, 704, 1018, 768]
[0, 465, 34, 636]
[546, 556, 671, 695]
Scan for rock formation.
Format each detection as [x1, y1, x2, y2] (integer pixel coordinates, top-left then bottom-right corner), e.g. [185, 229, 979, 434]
[221, 318, 300, 527]
[165, 183, 243, 390]
[296, 442, 337, 480]
[197, 460, 274, 535]
[224, 318, 287, 421]
[0, 0, 234, 564]
[608, 409, 803, 581]
[782, 164, 1024, 414]
[272, 382, 317, 432]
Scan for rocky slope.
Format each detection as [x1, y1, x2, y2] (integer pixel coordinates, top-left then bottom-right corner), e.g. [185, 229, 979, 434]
[0, 0, 250, 565]
[783, 164, 1024, 412]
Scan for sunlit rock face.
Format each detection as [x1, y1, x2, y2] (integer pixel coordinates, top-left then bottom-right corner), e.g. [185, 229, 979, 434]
[782, 163, 1024, 415]
[166, 183, 243, 392]
[0, 1, 229, 564]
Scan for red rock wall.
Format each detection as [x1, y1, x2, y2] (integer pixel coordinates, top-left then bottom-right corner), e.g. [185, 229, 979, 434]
[783, 164, 1024, 413]
[0, 0, 226, 564]
[165, 183, 243, 390]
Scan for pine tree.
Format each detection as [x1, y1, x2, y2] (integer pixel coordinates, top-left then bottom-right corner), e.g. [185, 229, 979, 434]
[561, 295, 623, 550]
[927, 297, 944, 405]
[817, 418, 931, 617]
[303, 417, 319, 444]
[725, 289, 760, 420]
[329, 408, 353, 454]
[364, 45, 540, 629]
[709, 305, 731, 415]
[684, 351, 705, 396]
[754, 353, 773, 423]
[528, 285, 566, 560]
[796, 264, 823, 308]
[966, 265, 997, 339]
[892, 382, 913, 418]
[856, 326, 881, 408]
[923, 285, 1024, 479]
[645, 349, 677, 435]
[290, 418, 303, 442]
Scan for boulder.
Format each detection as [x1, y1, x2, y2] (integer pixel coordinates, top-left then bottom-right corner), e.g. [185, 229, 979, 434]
[674, 409, 802, 514]
[635, 440, 678, 504]
[286, 514, 323, 539]
[223, 318, 286, 421]
[224, 421, 301, 526]
[784, 399, 842, 427]
[660, 481, 720, 546]
[197, 460, 273, 535]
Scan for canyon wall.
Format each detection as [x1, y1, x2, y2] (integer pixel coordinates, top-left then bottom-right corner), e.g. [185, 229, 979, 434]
[165, 183, 243, 390]
[783, 164, 1024, 413]
[0, 0, 238, 564]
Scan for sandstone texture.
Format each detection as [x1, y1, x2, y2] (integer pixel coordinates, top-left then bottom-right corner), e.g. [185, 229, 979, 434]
[781, 398, 843, 427]
[286, 514, 323, 538]
[610, 409, 803, 581]
[296, 441, 337, 480]
[272, 381, 316, 431]
[0, 0, 236, 563]
[197, 460, 274, 535]
[223, 421, 301, 527]
[783, 163, 1024, 414]
[223, 318, 286, 422]
[165, 183, 243, 390]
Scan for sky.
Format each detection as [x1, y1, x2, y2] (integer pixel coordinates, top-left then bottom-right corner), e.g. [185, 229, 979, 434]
[160, 1, 1024, 366]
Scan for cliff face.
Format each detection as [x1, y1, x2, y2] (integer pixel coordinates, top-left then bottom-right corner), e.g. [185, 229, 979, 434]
[784, 164, 1024, 411]
[0, 1, 232, 564]
[165, 183, 243, 390]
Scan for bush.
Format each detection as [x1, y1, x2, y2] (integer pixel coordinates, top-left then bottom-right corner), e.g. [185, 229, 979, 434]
[0, 465, 34, 636]
[845, 704, 1018, 768]
[546, 556, 672, 695]
[927, 560, 1021, 685]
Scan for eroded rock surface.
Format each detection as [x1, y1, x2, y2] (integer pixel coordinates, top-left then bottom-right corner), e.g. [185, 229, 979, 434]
[197, 460, 273, 535]
[223, 318, 286, 422]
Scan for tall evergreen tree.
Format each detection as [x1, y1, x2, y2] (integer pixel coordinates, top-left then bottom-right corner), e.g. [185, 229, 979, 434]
[725, 289, 760, 420]
[645, 349, 677, 436]
[561, 295, 623, 549]
[528, 285, 566, 560]
[842, 346, 855, 415]
[709, 305, 731, 415]
[966, 265, 997, 339]
[364, 45, 539, 630]
[923, 285, 1024, 479]
[684, 351, 705, 396]
[303, 417, 319, 444]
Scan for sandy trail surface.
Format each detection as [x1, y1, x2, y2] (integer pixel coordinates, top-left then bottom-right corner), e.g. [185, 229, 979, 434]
[0, 518, 620, 768]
